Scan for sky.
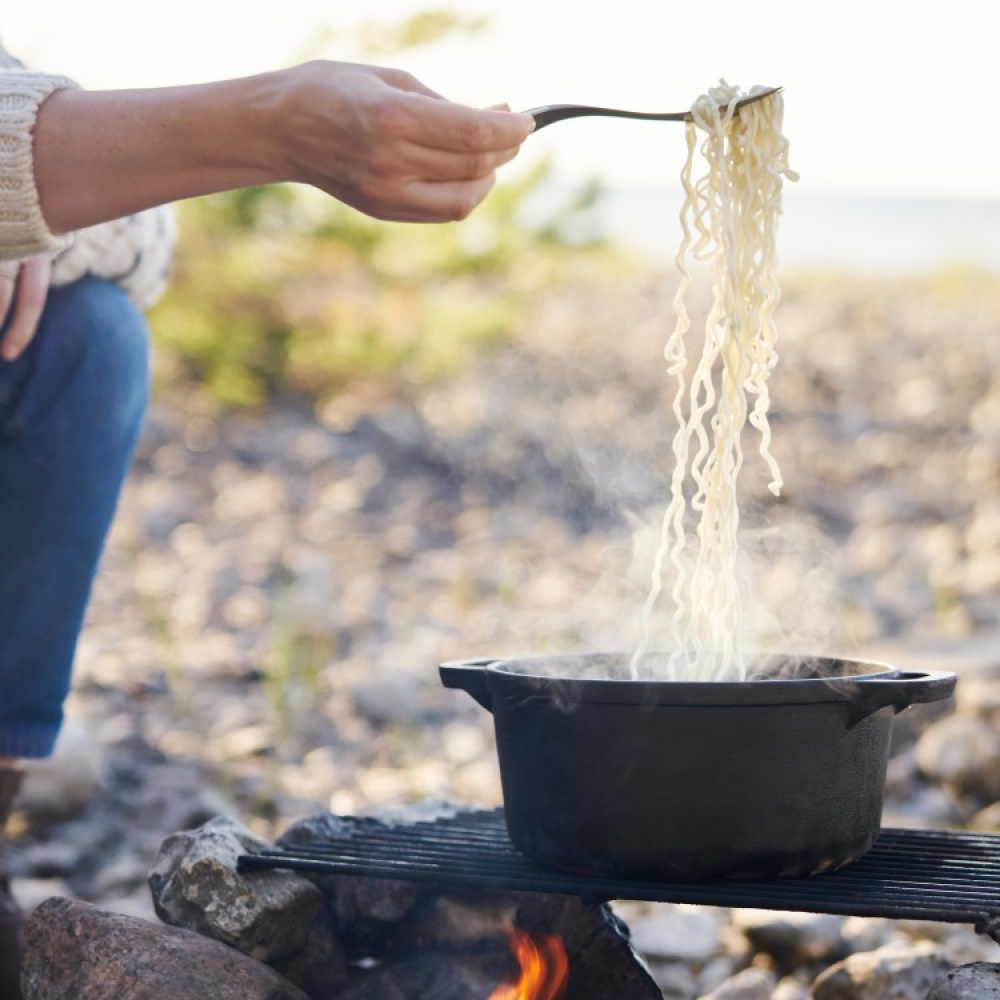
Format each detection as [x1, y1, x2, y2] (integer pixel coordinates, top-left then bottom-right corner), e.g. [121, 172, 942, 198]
[4, 0, 1000, 202]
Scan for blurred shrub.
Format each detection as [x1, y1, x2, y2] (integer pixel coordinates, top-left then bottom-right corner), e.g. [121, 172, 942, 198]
[149, 161, 618, 408]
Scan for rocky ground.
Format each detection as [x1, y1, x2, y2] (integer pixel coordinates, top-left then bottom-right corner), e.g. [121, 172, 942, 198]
[10, 264, 1000, 996]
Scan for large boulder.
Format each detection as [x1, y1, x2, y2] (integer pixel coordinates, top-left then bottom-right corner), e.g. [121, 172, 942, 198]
[21, 896, 309, 1000]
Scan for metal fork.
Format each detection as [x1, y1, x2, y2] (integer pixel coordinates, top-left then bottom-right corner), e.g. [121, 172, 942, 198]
[523, 86, 781, 131]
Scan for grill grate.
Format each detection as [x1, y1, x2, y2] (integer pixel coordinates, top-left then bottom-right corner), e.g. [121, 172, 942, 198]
[238, 808, 1000, 934]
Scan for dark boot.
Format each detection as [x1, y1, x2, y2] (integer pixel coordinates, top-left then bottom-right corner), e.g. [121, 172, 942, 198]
[0, 768, 24, 1000]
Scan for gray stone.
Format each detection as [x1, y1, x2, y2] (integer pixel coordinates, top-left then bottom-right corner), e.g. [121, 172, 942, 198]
[697, 966, 776, 1000]
[927, 962, 1000, 999]
[331, 952, 511, 1000]
[394, 893, 516, 948]
[624, 903, 725, 963]
[353, 674, 425, 726]
[730, 908, 846, 970]
[268, 908, 350, 1000]
[915, 715, 1000, 802]
[21, 896, 309, 1000]
[277, 811, 423, 948]
[149, 815, 322, 962]
[16, 720, 103, 821]
[810, 942, 952, 1000]
[772, 977, 810, 1000]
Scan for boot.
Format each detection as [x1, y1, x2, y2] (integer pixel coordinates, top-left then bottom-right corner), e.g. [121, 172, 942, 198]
[0, 767, 24, 1000]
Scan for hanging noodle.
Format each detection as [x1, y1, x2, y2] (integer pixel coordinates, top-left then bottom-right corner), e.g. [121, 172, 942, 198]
[632, 80, 798, 683]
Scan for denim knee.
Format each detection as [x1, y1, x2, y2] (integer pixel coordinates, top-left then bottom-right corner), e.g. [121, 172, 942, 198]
[16, 277, 151, 441]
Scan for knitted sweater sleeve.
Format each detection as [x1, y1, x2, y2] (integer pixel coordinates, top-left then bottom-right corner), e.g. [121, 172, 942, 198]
[0, 68, 79, 259]
[0, 39, 175, 310]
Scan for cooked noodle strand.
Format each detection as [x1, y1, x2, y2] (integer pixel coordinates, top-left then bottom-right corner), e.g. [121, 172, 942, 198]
[633, 81, 797, 682]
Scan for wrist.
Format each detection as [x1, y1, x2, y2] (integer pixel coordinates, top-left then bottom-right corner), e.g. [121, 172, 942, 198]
[236, 68, 302, 186]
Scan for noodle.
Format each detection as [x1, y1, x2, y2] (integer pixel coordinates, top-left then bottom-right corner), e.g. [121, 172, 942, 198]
[633, 80, 798, 683]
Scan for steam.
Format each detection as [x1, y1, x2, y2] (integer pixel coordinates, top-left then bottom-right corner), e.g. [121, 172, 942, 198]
[425, 267, 856, 684]
[625, 508, 855, 682]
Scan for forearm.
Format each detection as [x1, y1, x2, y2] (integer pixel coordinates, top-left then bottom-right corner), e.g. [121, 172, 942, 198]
[33, 73, 287, 234]
[31, 60, 534, 235]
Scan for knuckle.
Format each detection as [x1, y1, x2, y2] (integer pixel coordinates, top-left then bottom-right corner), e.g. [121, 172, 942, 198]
[356, 177, 394, 218]
[369, 97, 409, 135]
[367, 147, 397, 180]
[459, 118, 494, 152]
[387, 68, 420, 91]
[464, 151, 493, 179]
[450, 190, 480, 222]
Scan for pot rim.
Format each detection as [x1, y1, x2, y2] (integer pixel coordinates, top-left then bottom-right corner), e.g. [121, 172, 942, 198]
[461, 652, 955, 709]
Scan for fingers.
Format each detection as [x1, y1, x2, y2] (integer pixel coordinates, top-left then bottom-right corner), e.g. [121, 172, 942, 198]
[0, 262, 21, 359]
[356, 95, 533, 220]
[395, 94, 535, 157]
[0, 257, 51, 362]
[362, 173, 499, 224]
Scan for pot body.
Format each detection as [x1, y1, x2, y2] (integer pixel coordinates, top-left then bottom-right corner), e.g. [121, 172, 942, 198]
[442, 654, 956, 882]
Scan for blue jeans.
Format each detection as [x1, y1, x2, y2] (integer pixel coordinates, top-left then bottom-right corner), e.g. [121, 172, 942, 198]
[0, 278, 149, 759]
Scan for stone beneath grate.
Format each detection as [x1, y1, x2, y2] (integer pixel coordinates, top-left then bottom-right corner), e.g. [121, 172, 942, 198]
[268, 806, 663, 999]
[145, 810, 662, 999]
[240, 807, 1000, 937]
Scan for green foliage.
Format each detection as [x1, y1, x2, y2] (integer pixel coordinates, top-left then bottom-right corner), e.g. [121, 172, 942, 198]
[356, 9, 489, 57]
[149, 161, 616, 409]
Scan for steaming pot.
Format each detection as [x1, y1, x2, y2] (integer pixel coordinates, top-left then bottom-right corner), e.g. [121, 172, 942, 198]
[440, 653, 955, 881]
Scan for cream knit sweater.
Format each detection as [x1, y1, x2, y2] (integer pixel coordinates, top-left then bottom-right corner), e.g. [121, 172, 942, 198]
[0, 38, 174, 309]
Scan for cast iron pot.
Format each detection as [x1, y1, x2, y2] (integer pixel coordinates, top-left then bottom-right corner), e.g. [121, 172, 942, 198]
[440, 653, 956, 882]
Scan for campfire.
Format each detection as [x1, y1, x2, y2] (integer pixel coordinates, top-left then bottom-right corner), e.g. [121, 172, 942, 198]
[490, 928, 568, 1000]
[19, 803, 1000, 998]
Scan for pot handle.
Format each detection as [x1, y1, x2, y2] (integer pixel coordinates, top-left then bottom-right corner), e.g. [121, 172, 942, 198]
[846, 669, 956, 725]
[439, 659, 498, 713]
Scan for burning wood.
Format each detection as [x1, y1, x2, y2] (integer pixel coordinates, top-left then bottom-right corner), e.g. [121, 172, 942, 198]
[490, 928, 568, 1000]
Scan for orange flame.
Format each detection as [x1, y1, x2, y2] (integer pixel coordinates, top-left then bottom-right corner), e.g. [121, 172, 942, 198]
[489, 928, 569, 1000]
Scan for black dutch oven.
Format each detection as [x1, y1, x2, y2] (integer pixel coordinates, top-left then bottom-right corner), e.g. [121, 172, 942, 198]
[440, 653, 956, 882]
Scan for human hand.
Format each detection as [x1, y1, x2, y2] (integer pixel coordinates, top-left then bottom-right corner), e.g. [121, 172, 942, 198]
[264, 61, 536, 223]
[0, 257, 51, 361]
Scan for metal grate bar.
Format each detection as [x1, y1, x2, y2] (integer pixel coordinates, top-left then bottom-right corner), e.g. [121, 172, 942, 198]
[238, 809, 1000, 928]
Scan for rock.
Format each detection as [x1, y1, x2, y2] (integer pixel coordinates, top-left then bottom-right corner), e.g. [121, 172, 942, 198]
[310, 872, 423, 953]
[926, 962, 1000, 999]
[915, 715, 1000, 801]
[730, 909, 846, 970]
[394, 893, 516, 948]
[277, 811, 423, 951]
[648, 960, 700, 999]
[268, 908, 350, 1000]
[623, 903, 725, 963]
[839, 915, 904, 955]
[21, 896, 310, 1000]
[696, 965, 777, 1000]
[971, 801, 1000, 831]
[16, 720, 103, 821]
[955, 675, 1000, 720]
[772, 977, 810, 1000]
[810, 942, 952, 1000]
[330, 952, 510, 1000]
[149, 815, 322, 962]
[353, 674, 426, 726]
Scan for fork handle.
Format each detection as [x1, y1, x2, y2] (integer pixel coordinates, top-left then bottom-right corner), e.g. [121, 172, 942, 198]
[523, 104, 690, 131]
